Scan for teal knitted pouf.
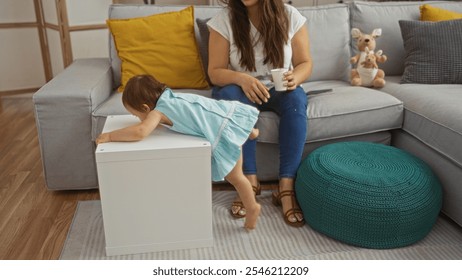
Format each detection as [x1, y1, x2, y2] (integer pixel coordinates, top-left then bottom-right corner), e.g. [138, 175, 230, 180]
[295, 141, 442, 249]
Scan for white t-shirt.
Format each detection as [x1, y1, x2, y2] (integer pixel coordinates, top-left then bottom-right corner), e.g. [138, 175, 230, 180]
[207, 4, 307, 78]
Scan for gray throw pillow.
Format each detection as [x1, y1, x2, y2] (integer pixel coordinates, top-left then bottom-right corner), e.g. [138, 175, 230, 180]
[196, 18, 211, 84]
[399, 19, 462, 84]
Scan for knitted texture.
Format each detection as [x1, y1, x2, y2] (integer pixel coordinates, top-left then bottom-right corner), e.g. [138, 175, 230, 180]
[295, 142, 442, 249]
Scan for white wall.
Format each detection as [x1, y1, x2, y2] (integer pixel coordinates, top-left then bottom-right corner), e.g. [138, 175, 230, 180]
[71, 29, 110, 60]
[0, 29, 46, 91]
[42, 0, 58, 25]
[0, 0, 36, 23]
[46, 29, 64, 77]
[66, 0, 112, 61]
[41, 0, 63, 77]
[0, 0, 45, 92]
[67, 0, 113, 25]
[0, 0, 113, 92]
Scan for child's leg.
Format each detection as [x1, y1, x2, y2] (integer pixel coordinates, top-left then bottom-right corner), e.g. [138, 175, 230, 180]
[229, 129, 258, 218]
[225, 153, 261, 230]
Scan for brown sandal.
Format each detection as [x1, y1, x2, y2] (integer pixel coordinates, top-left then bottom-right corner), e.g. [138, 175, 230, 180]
[229, 184, 261, 219]
[272, 190, 305, 227]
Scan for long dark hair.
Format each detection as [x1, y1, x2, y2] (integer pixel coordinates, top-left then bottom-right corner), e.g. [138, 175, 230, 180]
[220, 0, 289, 71]
[122, 75, 167, 111]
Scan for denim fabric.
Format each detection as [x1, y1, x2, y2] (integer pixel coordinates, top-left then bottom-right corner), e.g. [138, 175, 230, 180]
[212, 84, 308, 178]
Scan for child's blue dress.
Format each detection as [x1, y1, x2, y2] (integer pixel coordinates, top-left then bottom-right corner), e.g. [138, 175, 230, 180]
[154, 88, 259, 181]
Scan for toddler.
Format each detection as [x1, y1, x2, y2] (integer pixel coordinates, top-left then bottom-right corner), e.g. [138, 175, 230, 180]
[96, 75, 261, 229]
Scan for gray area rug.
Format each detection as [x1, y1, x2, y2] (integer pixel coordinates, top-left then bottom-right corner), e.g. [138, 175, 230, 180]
[60, 191, 462, 260]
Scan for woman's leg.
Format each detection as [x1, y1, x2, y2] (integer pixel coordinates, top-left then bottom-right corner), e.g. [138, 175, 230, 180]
[212, 86, 260, 218]
[225, 153, 261, 230]
[263, 86, 307, 225]
[263, 86, 307, 177]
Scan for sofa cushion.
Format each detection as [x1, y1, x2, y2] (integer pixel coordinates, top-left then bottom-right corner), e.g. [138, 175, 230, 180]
[107, 6, 208, 91]
[399, 19, 462, 84]
[382, 76, 462, 168]
[108, 4, 222, 89]
[304, 84, 403, 143]
[298, 4, 351, 82]
[350, 1, 462, 76]
[196, 18, 211, 84]
[420, 4, 462, 21]
[258, 81, 403, 144]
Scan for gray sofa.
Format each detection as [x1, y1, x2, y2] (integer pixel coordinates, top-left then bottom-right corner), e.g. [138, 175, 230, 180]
[33, 1, 462, 226]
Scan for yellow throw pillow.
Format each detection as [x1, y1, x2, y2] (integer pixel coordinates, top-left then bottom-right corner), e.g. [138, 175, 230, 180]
[420, 4, 462, 21]
[107, 6, 209, 92]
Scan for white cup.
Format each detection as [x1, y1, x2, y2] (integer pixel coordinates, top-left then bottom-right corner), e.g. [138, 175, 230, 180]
[271, 68, 288, 91]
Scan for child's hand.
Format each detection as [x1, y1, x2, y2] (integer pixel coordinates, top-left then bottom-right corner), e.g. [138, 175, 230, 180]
[96, 133, 111, 145]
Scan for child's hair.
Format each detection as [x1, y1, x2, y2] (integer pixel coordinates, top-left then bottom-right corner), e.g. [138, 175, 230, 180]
[122, 75, 167, 112]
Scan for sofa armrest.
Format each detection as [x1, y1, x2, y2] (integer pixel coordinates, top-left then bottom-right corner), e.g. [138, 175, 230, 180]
[33, 58, 113, 190]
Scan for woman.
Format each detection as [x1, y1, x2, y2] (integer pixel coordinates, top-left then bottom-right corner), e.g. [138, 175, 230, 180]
[207, 0, 312, 227]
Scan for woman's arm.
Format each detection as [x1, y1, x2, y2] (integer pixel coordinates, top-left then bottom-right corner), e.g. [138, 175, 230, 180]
[208, 29, 269, 104]
[285, 25, 312, 91]
[96, 110, 163, 144]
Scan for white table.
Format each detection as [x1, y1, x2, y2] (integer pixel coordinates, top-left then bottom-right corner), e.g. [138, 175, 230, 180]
[95, 115, 213, 256]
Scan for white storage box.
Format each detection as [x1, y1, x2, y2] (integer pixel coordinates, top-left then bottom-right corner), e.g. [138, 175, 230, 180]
[96, 115, 213, 256]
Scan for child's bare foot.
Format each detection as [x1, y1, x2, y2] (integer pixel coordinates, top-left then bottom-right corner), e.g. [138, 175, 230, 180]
[249, 128, 259, 140]
[244, 203, 261, 230]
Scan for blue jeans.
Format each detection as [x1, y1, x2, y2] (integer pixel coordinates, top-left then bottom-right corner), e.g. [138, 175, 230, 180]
[212, 84, 308, 178]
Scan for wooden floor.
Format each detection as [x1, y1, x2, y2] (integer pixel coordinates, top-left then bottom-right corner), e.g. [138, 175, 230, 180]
[0, 94, 99, 259]
[0, 93, 277, 260]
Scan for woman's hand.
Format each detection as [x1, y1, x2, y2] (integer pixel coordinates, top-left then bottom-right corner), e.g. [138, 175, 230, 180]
[240, 74, 270, 104]
[208, 29, 270, 103]
[96, 133, 111, 145]
[283, 70, 298, 91]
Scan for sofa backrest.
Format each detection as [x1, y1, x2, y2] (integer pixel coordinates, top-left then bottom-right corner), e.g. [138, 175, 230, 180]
[350, 1, 462, 76]
[298, 4, 351, 82]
